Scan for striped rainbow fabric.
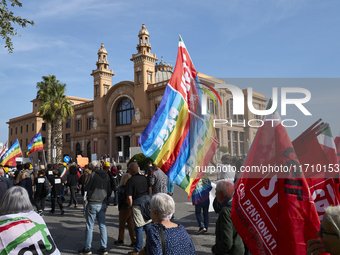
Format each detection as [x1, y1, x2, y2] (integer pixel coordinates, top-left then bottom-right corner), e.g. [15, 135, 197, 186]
[0, 139, 22, 166]
[139, 36, 218, 198]
[27, 132, 44, 156]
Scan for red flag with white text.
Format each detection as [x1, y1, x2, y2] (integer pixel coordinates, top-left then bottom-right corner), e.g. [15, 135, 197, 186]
[231, 111, 320, 255]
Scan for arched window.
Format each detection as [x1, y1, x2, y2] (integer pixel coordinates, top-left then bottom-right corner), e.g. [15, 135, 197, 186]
[116, 98, 134, 126]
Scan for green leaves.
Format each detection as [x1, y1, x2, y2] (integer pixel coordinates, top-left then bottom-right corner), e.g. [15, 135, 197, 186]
[1, 0, 35, 53]
[36, 75, 75, 123]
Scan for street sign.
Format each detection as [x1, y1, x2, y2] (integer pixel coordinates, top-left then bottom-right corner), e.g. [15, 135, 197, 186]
[64, 156, 70, 163]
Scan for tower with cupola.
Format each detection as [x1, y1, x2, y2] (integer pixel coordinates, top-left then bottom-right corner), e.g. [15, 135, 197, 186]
[91, 43, 114, 99]
[130, 24, 158, 121]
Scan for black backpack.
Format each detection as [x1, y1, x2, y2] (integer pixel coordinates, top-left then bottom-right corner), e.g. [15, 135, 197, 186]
[42, 177, 51, 197]
[111, 174, 121, 191]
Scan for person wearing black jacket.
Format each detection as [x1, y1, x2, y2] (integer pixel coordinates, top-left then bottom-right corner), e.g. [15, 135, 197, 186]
[78, 160, 111, 255]
[34, 169, 49, 216]
[67, 165, 79, 207]
[50, 169, 64, 215]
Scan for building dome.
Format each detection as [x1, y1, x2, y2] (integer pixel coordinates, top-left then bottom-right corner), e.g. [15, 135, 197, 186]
[138, 24, 149, 36]
[155, 57, 173, 82]
[98, 43, 107, 54]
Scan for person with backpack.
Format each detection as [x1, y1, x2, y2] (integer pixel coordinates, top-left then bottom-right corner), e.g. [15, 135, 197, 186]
[50, 169, 64, 215]
[34, 168, 50, 216]
[114, 173, 136, 247]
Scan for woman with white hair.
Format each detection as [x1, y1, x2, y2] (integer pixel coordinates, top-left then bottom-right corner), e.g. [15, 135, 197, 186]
[307, 205, 340, 255]
[0, 186, 60, 254]
[145, 193, 195, 255]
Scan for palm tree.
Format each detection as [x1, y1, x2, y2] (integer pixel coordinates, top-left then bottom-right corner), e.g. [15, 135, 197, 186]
[37, 75, 57, 164]
[37, 75, 74, 163]
[49, 83, 74, 163]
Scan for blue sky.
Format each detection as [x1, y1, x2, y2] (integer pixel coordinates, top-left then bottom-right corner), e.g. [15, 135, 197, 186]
[1, 0, 339, 145]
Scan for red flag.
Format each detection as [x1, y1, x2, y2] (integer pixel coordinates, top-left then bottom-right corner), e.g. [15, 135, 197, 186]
[231, 111, 319, 255]
[293, 121, 340, 220]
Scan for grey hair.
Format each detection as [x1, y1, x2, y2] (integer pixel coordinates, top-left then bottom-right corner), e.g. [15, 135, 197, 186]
[216, 179, 235, 201]
[0, 186, 33, 215]
[324, 206, 340, 239]
[90, 160, 100, 170]
[150, 193, 175, 221]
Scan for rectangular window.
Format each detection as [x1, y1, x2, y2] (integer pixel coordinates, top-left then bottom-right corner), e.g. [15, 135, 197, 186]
[148, 74, 151, 82]
[230, 99, 234, 120]
[137, 74, 141, 82]
[15, 127, 17, 135]
[240, 132, 245, 156]
[66, 133, 71, 142]
[42, 123, 46, 131]
[32, 123, 34, 131]
[26, 124, 28, 132]
[77, 120, 81, 131]
[42, 137, 46, 144]
[89, 118, 92, 130]
[11, 128, 12, 136]
[66, 119, 71, 128]
[232, 131, 238, 156]
[209, 99, 215, 114]
[20, 139, 22, 147]
[155, 104, 158, 112]
[21, 126, 23, 133]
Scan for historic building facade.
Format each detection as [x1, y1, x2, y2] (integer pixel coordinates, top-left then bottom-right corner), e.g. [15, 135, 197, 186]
[7, 24, 267, 164]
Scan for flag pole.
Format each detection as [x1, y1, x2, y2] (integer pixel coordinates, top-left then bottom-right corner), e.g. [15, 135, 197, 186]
[42, 148, 47, 168]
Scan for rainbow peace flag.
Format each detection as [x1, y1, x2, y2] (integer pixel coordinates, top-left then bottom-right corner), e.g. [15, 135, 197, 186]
[192, 177, 212, 205]
[0, 139, 22, 166]
[27, 132, 44, 156]
[139, 36, 218, 198]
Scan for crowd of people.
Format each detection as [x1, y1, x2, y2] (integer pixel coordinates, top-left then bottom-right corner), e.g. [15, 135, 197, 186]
[0, 158, 339, 255]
